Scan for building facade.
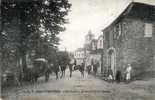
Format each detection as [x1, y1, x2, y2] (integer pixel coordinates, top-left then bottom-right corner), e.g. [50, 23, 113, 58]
[102, 2, 155, 78]
[86, 34, 104, 74]
[74, 48, 90, 65]
[97, 35, 104, 50]
[74, 48, 85, 65]
[84, 30, 95, 51]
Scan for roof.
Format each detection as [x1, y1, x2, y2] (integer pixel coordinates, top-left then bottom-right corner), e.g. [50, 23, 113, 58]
[102, 0, 155, 31]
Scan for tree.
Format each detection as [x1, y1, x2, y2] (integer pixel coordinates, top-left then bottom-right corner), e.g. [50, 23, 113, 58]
[1, 0, 71, 78]
[57, 51, 70, 65]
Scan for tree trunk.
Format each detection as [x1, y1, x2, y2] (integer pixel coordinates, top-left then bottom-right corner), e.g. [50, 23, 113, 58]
[18, 49, 27, 81]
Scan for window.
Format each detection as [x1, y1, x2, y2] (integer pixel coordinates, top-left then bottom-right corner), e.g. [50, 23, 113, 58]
[118, 23, 122, 37]
[144, 23, 153, 37]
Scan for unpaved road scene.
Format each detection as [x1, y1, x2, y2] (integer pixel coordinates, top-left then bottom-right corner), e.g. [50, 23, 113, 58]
[2, 69, 155, 100]
[1, 0, 155, 100]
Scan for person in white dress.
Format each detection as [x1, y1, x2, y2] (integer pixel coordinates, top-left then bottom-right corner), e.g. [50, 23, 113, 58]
[126, 64, 132, 82]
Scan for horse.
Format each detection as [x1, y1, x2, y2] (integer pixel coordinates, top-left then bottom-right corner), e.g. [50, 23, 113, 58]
[73, 63, 85, 78]
[49, 63, 60, 80]
[23, 60, 50, 83]
[86, 65, 92, 75]
[60, 64, 67, 78]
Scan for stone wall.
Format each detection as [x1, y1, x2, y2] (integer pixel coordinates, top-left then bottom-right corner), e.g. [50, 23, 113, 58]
[103, 17, 155, 77]
[120, 18, 155, 76]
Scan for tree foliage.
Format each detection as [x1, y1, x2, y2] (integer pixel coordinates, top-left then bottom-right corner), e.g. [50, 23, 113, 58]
[1, 0, 71, 73]
[57, 51, 70, 65]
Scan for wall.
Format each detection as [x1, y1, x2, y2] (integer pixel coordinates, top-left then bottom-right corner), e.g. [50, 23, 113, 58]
[119, 18, 155, 76]
[104, 17, 155, 77]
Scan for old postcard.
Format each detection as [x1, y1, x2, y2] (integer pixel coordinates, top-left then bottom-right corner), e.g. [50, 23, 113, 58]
[1, 0, 155, 100]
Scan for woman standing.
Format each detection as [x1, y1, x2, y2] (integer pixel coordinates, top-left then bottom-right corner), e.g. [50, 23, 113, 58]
[125, 64, 132, 82]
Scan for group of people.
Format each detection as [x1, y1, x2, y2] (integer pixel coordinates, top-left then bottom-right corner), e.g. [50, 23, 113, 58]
[68, 59, 85, 78]
[107, 64, 132, 83]
[49, 58, 133, 84]
[49, 60, 68, 80]
[86, 59, 100, 77]
[68, 58, 100, 78]
[45, 57, 133, 84]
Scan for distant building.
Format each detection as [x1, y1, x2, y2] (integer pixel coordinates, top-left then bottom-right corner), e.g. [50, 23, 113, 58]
[91, 39, 97, 51]
[74, 48, 85, 65]
[88, 34, 104, 74]
[102, 1, 155, 78]
[97, 35, 104, 50]
[84, 30, 95, 50]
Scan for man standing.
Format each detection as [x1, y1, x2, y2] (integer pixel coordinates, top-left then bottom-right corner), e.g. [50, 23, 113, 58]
[93, 60, 99, 77]
[80, 62, 85, 77]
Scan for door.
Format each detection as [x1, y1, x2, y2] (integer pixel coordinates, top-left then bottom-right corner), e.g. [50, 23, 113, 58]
[110, 52, 115, 77]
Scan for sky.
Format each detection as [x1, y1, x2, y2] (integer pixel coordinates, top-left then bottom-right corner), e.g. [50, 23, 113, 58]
[58, 0, 155, 52]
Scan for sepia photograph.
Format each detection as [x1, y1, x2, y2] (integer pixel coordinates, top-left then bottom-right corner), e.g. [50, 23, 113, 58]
[0, 0, 155, 100]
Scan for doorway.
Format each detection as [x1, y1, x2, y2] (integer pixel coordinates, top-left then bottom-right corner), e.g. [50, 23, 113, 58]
[108, 47, 116, 78]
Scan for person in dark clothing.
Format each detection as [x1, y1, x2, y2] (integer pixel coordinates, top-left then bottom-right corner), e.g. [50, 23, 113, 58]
[93, 61, 99, 77]
[79, 62, 85, 77]
[68, 58, 77, 78]
[68, 63, 73, 78]
[93, 64, 97, 77]
[116, 70, 122, 83]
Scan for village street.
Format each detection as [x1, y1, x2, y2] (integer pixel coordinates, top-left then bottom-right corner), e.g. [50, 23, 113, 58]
[2, 68, 155, 100]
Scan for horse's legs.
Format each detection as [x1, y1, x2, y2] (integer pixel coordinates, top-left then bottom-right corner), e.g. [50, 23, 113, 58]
[94, 70, 97, 77]
[55, 71, 58, 80]
[70, 70, 72, 78]
[82, 71, 84, 77]
[45, 73, 49, 82]
[81, 71, 83, 78]
[64, 70, 66, 77]
[79, 70, 84, 78]
[60, 70, 63, 78]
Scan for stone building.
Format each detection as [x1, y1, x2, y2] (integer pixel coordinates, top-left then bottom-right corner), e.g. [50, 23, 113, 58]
[102, 1, 155, 78]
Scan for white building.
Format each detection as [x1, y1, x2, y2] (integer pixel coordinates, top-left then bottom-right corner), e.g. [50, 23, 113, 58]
[97, 35, 104, 49]
[74, 48, 85, 65]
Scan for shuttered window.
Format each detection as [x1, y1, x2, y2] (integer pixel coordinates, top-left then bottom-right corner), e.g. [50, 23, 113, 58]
[144, 23, 153, 37]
